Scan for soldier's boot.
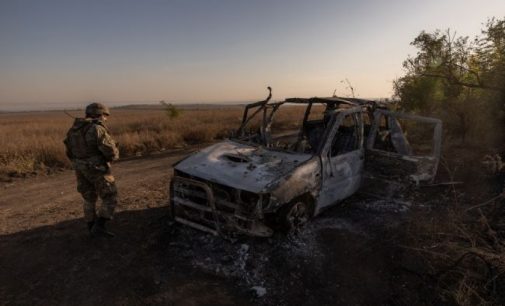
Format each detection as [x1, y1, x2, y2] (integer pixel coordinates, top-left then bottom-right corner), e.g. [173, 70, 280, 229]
[87, 221, 95, 234]
[90, 217, 115, 238]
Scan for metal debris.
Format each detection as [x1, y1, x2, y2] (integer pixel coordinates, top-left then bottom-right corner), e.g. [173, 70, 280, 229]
[251, 286, 267, 297]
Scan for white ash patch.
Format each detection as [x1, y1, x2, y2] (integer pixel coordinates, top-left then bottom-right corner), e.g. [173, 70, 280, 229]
[352, 198, 412, 213]
[169, 212, 373, 301]
[308, 217, 362, 232]
[251, 286, 267, 297]
[174, 229, 269, 290]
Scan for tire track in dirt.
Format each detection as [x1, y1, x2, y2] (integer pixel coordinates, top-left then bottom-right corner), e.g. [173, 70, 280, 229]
[0, 149, 193, 235]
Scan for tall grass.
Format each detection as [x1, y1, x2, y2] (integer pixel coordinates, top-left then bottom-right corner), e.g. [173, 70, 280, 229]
[0, 107, 244, 177]
[0, 104, 316, 177]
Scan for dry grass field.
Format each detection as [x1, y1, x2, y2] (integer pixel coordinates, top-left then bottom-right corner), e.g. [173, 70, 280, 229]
[0, 104, 311, 178]
[0, 106, 244, 177]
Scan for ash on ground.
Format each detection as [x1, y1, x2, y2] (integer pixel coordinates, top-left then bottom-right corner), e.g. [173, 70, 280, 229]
[163, 195, 415, 305]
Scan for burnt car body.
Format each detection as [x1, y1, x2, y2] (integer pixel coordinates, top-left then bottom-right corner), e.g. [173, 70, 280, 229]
[170, 93, 442, 237]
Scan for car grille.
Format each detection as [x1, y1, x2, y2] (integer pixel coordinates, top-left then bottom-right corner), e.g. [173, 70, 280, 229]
[172, 176, 253, 235]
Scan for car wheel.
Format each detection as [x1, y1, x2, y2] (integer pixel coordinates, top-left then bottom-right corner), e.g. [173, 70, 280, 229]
[281, 200, 311, 234]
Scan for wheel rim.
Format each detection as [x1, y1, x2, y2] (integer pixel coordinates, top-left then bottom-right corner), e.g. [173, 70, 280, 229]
[286, 201, 309, 230]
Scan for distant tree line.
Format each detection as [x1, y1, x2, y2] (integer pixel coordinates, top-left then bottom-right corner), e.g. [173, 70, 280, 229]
[394, 18, 505, 145]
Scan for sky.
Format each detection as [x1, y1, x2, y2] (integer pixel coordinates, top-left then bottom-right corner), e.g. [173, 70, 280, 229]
[0, 0, 504, 111]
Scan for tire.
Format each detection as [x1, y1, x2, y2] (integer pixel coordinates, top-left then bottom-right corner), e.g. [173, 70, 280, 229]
[279, 198, 312, 234]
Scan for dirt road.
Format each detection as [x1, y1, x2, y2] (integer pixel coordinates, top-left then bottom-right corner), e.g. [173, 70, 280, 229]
[0, 149, 190, 235]
[0, 149, 434, 305]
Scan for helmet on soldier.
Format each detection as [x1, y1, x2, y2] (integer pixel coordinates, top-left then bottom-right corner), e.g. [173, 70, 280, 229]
[85, 103, 110, 118]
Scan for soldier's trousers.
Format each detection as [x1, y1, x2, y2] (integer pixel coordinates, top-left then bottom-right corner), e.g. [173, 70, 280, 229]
[75, 168, 118, 222]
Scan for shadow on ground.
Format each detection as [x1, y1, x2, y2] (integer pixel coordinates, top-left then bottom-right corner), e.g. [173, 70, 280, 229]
[0, 207, 250, 306]
[0, 201, 438, 306]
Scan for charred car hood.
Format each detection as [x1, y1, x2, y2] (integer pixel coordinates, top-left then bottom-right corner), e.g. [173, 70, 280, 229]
[174, 140, 312, 193]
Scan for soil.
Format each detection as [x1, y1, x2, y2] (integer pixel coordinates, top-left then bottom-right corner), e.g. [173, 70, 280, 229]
[0, 147, 487, 306]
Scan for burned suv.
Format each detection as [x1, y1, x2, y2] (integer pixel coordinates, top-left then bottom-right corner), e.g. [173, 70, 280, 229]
[170, 89, 442, 237]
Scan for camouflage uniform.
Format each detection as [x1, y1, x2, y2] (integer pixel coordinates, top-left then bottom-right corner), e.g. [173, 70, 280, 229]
[64, 115, 119, 223]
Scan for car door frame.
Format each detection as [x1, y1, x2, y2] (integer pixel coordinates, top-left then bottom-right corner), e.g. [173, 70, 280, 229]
[315, 106, 365, 214]
[362, 109, 442, 198]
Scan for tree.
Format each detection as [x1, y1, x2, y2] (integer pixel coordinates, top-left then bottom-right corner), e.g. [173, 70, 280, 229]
[394, 18, 505, 144]
[159, 100, 181, 119]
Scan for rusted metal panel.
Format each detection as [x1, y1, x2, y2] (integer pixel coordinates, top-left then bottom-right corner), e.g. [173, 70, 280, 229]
[174, 140, 312, 193]
[268, 158, 321, 208]
[317, 151, 364, 214]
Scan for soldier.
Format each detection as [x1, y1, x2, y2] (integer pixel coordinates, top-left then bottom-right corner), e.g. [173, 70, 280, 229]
[64, 103, 119, 237]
